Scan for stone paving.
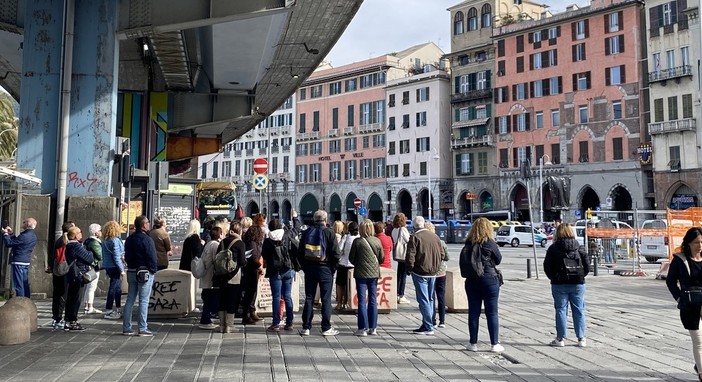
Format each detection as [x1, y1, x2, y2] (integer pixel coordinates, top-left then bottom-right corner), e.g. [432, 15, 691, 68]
[0, 248, 696, 381]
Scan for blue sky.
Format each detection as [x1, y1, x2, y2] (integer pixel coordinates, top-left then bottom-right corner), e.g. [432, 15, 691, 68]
[325, 0, 586, 66]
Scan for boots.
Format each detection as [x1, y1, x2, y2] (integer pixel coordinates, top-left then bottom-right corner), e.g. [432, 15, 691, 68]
[250, 310, 262, 322]
[225, 314, 235, 333]
[219, 311, 228, 333]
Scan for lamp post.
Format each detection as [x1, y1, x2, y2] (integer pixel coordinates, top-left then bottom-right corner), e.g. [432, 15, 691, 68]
[427, 148, 440, 219]
[539, 154, 552, 224]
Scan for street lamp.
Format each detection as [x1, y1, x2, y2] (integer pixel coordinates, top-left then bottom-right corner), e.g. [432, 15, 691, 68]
[539, 154, 553, 224]
[427, 148, 440, 219]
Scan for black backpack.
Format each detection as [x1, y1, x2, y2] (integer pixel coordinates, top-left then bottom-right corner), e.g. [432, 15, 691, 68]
[562, 251, 584, 280]
[269, 235, 293, 273]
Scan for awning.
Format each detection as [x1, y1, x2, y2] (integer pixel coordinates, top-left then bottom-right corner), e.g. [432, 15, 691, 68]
[299, 194, 319, 215]
[329, 194, 342, 212]
[453, 118, 490, 128]
[368, 193, 383, 211]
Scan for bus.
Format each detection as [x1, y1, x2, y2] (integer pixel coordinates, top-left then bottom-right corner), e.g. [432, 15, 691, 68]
[465, 210, 513, 224]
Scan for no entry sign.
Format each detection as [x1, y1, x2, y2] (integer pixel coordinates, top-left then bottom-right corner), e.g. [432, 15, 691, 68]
[353, 198, 361, 208]
[253, 158, 268, 174]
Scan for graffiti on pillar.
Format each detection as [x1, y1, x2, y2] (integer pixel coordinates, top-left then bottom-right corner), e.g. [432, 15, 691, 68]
[149, 279, 182, 311]
[68, 171, 99, 192]
[352, 275, 392, 309]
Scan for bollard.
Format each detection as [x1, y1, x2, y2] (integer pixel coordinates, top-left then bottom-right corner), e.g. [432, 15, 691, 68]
[527, 258, 532, 279]
[593, 256, 598, 276]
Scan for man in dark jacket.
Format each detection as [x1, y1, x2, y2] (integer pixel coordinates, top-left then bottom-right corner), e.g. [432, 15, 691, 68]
[122, 215, 158, 337]
[296, 209, 341, 336]
[2, 217, 38, 298]
[406, 216, 442, 335]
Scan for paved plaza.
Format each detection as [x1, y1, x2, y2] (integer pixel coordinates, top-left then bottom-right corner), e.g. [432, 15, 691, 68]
[0, 246, 695, 381]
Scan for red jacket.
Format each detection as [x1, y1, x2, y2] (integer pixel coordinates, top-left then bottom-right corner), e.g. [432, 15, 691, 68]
[376, 232, 393, 269]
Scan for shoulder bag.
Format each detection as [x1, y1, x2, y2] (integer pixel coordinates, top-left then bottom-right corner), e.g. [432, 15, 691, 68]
[676, 254, 702, 306]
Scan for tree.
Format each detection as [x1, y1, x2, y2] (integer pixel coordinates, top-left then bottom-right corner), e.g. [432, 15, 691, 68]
[0, 93, 18, 161]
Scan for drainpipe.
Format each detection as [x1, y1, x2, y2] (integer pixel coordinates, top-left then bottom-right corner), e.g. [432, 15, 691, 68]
[55, 0, 74, 239]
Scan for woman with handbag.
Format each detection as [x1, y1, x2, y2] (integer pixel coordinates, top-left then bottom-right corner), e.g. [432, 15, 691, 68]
[179, 219, 204, 271]
[241, 224, 265, 324]
[83, 223, 103, 314]
[336, 221, 358, 311]
[63, 226, 95, 331]
[543, 223, 589, 348]
[348, 219, 384, 336]
[391, 213, 411, 304]
[666, 227, 702, 382]
[459, 217, 504, 353]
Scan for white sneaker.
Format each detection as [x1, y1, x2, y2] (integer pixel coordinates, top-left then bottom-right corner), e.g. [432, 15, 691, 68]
[550, 338, 565, 347]
[322, 328, 339, 336]
[367, 328, 378, 336]
[467, 343, 478, 352]
[199, 323, 217, 330]
[104, 311, 121, 320]
[299, 328, 310, 336]
[577, 338, 587, 347]
[397, 296, 410, 304]
[491, 343, 505, 353]
[354, 329, 367, 337]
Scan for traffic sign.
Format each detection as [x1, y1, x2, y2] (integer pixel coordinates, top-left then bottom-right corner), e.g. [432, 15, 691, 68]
[252, 174, 269, 190]
[253, 158, 268, 174]
[359, 207, 367, 216]
[353, 198, 362, 208]
[575, 210, 582, 218]
[465, 193, 476, 200]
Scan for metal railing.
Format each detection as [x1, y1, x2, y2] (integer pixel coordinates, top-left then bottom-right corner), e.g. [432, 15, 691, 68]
[450, 135, 493, 149]
[649, 118, 696, 135]
[648, 65, 692, 82]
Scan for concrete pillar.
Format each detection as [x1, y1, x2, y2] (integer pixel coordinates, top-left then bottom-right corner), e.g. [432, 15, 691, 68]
[5, 297, 38, 332]
[0, 301, 31, 345]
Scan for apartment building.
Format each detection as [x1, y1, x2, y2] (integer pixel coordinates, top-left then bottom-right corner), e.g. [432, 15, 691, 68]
[646, 0, 700, 210]
[492, 0, 647, 223]
[295, 43, 444, 224]
[197, 96, 297, 222]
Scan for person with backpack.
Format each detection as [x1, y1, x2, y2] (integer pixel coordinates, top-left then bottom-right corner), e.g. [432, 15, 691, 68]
[102, 220, 125, 320]
[241, 224, 265, 325]
[262, 219, 300, 332]
[216, 221, 247, 333]
[459, 217, 504, 353]
[348, 219, 384, 336]
[543, 223, 590, 348]
[48, 221, 74, 329]
[197, 224, 224, 330]
[63, 226, 95, 331]
[83, 223, 103, 315]
[296, 209, 341, 336]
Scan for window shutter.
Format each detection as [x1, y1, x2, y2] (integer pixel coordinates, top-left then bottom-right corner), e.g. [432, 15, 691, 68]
[543, 79, 550, 94]
[605, 38, 610, 55]
[605, 67, 611, 85]
[586, 72, 591, 89]
[512, 85, 517, 101]
[512, 115, 518, 131]
[604, 14, 609, 33]
[618, 11, 623, 30]
[619, 35, 625, 53]
[507, 115, 512, 132]
[541, 29, 548, 40]
[620, 65, 626, 83]
[584, 19, 589, 37]
[528, 32, 533, 43]
[583, 45, 586, 60]
[513, 147, 518, 167]
[529, 54, 534, 70]
[558, 77, 563, 93]
[572, 45, 577, 61]
[498, 39, 505, 57]
[486, 104, 492, 117]
[525, 113, 531, 131]
[530, 81, 535, 98]
[649, 7, 659, 29]
[542, 51, 549, 67]
[557, 26, 561, 37]
[469, 73, 477, 91]
[671, 1, 678, 23]
[485, 70, 491, 88]
[454, 109, 460, 122]
[455, 77, 460, 93]
[494, 89, 499, 103]
[571, 22, 576, 40]
[572, 73, 577, 91]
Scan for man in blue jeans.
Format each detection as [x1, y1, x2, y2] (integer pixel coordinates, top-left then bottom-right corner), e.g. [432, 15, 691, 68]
[122, 215, 158, 337]
[406, 216, 442, 335]
[296, 210, 340, 336]
[2, 217, 38, 298]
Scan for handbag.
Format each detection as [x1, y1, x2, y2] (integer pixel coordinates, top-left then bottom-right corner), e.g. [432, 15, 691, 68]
[136, 266, 151, 284]
[676, 254, 702, 306]
[81, 268, 98, 284]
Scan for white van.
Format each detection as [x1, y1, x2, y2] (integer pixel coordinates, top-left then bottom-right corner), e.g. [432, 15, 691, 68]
[495, 225, 541, 247]
[640, 219, 668, 263]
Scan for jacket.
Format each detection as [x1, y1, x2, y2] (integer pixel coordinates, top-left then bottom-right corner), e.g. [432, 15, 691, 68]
[667, 253, 702, 330]
[296, 223, 341, 269]
[376, 232, 393, 269]
[261, 228, 300, 278]
[339, 233, 358, 267]
[65, 240, 94, 284]
[349, 236, 384, 279]
[124, 229, 158, 274]
[436, 240, 450, 277]
[49, 236, 66, 270]
[84, 236, 102, 270]
[543, 238, 589, 284]
[149, 226, 171, 267]
[199, 239, 221, 289]
[217, 235, 247, 285]
[406, 228, 442, 276]
[102, 237, 125, 272]
[3, 229, 37, 265]
[391, 227, 410, 262]
[179, 234, 204, 271]
[459, 240, 502, 280]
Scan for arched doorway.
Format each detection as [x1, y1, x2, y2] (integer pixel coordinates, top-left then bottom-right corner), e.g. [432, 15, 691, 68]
[479, 192, 493, 212]
[281, 199, 292, 223]
[579, 186, 600, 218]
[246, 201, 259, 217]
[509, 183, 531, 221]
[345, 192, 359, 222]
[397, 189, 413, 220]
[299, 193, 319, 225]
[329, 193, 342, 223]
[458, 191, 471, 219]
[367, 193, 383, 222]
[270, 200, 280, 220]
[419, 188, 434, 218]
[670, 184, 699, 210]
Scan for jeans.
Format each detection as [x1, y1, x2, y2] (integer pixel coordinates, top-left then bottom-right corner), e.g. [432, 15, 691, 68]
[123, 270, 154, 332]
[269, 270, 295, 326]
[412, 273, 436, 331]
[64, 280, 85, 323]
[12, 264, 30, 298]
[201, 288, 221, 324]
[105, 268, 122, 310]
[356, 278, 378, 330]
[551, 283, 586, 339]
[396, 262, 407, 296]
[52, 274, 67, 321]
[302, 264, 334, 331]
[465, 275, 501, 345]
[433, 275, 446, 325]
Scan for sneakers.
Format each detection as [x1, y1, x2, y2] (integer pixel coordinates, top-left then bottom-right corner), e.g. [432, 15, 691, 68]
[397, 296, 410, 304]
[199, 323, 217, 330]
[437, 323, 446, 329]
[367, 328, 378, 336]
[266, 325, 280, 332]
[550, 338, 565, 347]
[64, 322, 85, 332]
[299, 328, 310, 336]
[122, 330, 136, 336]
[51, 319, 63, 330]
[467, 343, 478, 352]
[354, 329, 367, 337]
[284, 323, 294, 331]
[322, 328, 339, 336]
[413, 326, 432, 334]
[104, 310, 122, 320]
[577, 338, 587, 347]
[138, 329, 155, 337]
[84, 307, 102, 314]
[491, 343, 505, 353]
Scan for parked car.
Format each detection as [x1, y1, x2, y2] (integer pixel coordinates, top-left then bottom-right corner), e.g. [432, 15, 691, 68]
[535, 232, 553, 247]
[495, 225, 541, 247]
[640, 219, 668, 263]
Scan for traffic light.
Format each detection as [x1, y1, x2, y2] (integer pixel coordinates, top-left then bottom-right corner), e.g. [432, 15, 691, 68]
[586, 208, 592, 219]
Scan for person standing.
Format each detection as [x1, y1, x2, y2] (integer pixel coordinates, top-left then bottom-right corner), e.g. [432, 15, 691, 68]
[63, 226, 94, 331]
[460, 217, 504, 353]
[241, 224, 265, 324]
[216, 221, 247, 333]
[2, 217, 38, 298]
[102, 220, 125, 320]
[198, 224, 224, 330]
[425, 222, 449, 329]
[391, 213, 411, 304]
[666, 227, 702, 381]
[348, 219, 384, 336]
[336, 221, 358, 311]
[179, 219, 204, 271]
[123, 216, 158, 336]
[406, 216, 442, 336]
[544, 223, 590, 348]
[149, 217, 172, 271]
[374, 221, 393, 269]
[83, 223, 103, 314]
[48, 221, 74, 329]
[262, 219, 300, 332]
[297, 209, 341, 336]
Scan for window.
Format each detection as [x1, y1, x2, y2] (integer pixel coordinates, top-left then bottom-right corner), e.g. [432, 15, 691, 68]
[608, 12, 620, 32]
[548, 50, 557, 66]
[653, 52, 661, 73]
[497, 39, 505, 57]
[606, 65, 625, 85]
[296, 143, 308, 156]
[299, 88, 306, 100]
[683, 94, 693, 119]
[499, 116, 509, 134]
[476, 105, 487, 118]
[403, 163, 410, 177]
[310, 163, 321, 182]
[454, 11, 464, 35]
[283, 156, 289, 173]
[360, 159, 372, 179]
[516, 83, 526, 100]
[667, 49, 675, 69]
[200, 163, 207, 179]
[478, 152, 488, 174]
[388, 116, 396, 130]
[682, 46, 690, 67]
[516, 114, 527, 132]
[550, 143, 560, 164]
[330, 162, 341, 181]
[516, 56, 524, 73]
[296, 165, 307, 183]
[373, 158, 385, 178]
[669, 146, 681, 170]
[533, 80, 543, 97]
[416, 87, 430, 102]
[416, 112, 427, 127]
[310, 142, 322, 155]
[386, 164, 398, 178]
[499, 149, 508, 168]
[402, 91, 410, 105]
[516, 147, 528, 167]
[457, 153, 473, 175]
[573, 43, 586, 61]
[345, 78, 357, 92]
[476, 51, 487, 62]
[495, 86, 509, 103]
[663, 3, 672, 25]
[606, 35, 624, 55]
[310, 85, 323, 98]
[362, 136, 369, 149]
[574, 20, 587, 39]
[329, 140, 341, 153]
[535, 145, 544, 161]
[359, 72, 386, 88]
[612, 137, 623, 160]
[402, 114, 410, 129]
[416, 137, 430, 152]
[481, 4, 492, 28]
[344, 137, 357, 151]
[329, 81, 341, 95]
[388, 94, 395, 107]
[579, 141, 589, 162]
[468, 8, 478, 31]
[399, 139, 410, 154]
[574, 72, 590, 90]
[654, 98, 664, 122]
[477, 71, 488, 90]
[299, 113, 306, 133]
[344, 160, 356, 180]
[548, 27, 559, 39]
[612, 101, 622, 119]
[532, 53, 542, 69]
[313, 111, 320, 131]
[668, 96, 678, 120]
[579, 106, 588, 123]
[549, 77, 560, 95]
[516, 35, 524, 53]
[359, 101, 384, 125]
[536, 112, 544, 128]
[234, 160, 240, 176]
[388, 141, 396, 155]
[373, 134, 385, 147]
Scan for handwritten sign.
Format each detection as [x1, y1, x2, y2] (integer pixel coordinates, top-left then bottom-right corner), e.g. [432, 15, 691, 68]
[346, 268, 397, 313]
[253, 270, 301, 317]
[147, 269, 196, 317]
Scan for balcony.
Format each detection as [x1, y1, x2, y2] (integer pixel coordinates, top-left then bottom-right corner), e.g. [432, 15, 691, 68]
[343, 127, 355, 135]
[297, 131, 319, 141]
[282, 145, 291, 153]
[259, 148, 268, 155]
[450, 135, 494, 149]
[276, 172, 292, 181]
[649, 118, 696, 135]
[451, 88, 492, 104]
[328, 129, 338, 137]
[270, 127, 280, 136]
[271, 145, 279, 154]
[258, 129, 267, 136]
[245, 149, 254, 156]
[244, 130, 254, 138]
[281, 126, 291, 135]
[358, 123, 384, 134]
[234, 151, 242, 157]
[648, 65, 693, 83]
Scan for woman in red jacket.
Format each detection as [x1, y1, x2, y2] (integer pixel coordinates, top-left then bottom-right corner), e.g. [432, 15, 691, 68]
[374, 221, 393, 269]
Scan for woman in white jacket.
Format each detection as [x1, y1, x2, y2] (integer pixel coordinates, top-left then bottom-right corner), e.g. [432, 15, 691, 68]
[198, 225, 223, 330]
[336, 221, 359, 310]
[392, 213, 411, 304]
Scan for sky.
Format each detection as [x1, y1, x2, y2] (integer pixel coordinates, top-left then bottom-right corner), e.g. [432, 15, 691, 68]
[325, 0, 587, 66]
